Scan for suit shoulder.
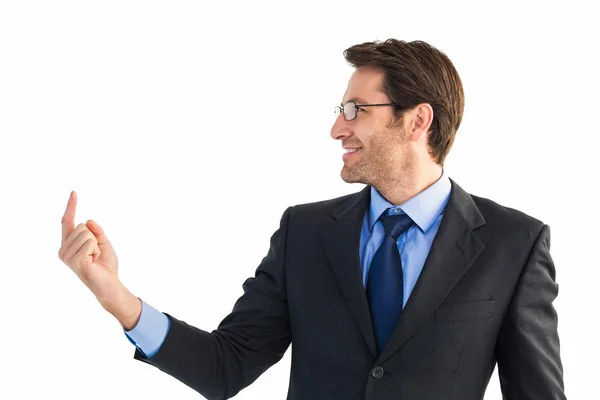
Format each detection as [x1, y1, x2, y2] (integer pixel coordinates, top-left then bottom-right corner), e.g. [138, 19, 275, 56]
[290, 191, 358, 214]
[469, 192, 546, 235]
[281, 189, 364, 226]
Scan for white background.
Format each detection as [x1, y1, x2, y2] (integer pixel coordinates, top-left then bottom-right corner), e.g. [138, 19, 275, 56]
[1, 1, 598, 399]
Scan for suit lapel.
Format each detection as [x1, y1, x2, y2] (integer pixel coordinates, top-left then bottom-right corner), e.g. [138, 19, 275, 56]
[377, 179, 486, 363]
[320, 185, 377, 357]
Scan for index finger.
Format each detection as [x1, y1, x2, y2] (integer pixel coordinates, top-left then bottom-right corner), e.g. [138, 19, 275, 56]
[61, 191, 77, 244]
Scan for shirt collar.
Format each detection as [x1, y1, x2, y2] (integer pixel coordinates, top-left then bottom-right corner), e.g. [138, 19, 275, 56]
[367, 168, 451, 233]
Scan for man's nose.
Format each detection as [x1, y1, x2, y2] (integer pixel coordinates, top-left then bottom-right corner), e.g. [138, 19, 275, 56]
[330, 113, 352, 140]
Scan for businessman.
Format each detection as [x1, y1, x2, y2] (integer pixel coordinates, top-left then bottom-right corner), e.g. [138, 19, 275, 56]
[58, 39, 566, 399]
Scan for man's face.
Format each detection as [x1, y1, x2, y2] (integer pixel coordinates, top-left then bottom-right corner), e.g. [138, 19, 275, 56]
[330, 66, 411, 187]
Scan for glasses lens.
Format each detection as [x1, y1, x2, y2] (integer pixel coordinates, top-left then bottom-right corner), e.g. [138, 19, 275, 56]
[334, 105, 342, 116]
[344, 102, 356, 120]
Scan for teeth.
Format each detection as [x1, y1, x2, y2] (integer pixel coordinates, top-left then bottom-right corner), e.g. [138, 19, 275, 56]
[345, 148, 360, 153]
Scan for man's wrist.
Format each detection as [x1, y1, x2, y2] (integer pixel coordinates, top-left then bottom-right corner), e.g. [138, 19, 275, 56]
[99, 284, 142, 331]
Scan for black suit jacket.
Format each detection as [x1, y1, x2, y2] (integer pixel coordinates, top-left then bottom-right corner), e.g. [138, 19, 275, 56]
[133, 179, 566, 400]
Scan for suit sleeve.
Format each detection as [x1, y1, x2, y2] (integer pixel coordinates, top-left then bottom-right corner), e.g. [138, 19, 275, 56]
[132, 206, 293, 400]
[495, 224, 567, 400]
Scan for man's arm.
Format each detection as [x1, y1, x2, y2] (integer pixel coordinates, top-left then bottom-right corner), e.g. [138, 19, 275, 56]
[495, 224, 566, 399]
[131, 206, 294, 400]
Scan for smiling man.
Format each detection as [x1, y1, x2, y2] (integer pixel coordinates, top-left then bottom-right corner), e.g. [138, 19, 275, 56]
[59, 39, 566, 400]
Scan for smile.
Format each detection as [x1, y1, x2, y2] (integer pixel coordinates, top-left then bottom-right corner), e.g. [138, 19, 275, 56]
[342, 148, 362, 160]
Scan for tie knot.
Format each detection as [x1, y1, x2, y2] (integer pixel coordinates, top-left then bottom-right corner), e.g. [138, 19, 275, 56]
[380, 209, 414, 240]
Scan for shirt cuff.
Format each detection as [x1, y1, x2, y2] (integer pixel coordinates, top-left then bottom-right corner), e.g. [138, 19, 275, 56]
[123, 299, 171, 358]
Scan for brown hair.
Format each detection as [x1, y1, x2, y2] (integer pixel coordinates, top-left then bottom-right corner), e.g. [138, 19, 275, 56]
[343, 39, 464, 166]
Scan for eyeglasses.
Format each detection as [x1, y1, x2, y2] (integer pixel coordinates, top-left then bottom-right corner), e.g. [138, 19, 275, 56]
[334, 101, 401, 121]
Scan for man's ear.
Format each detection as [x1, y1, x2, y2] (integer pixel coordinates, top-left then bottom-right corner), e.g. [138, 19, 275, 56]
[407, 103, 434, 141]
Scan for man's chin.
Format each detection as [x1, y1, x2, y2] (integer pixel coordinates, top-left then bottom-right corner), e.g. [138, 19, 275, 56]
[340, 168, 367, 184]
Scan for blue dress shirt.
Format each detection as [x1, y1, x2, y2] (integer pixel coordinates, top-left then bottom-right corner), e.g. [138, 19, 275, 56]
[360, 169, 451, 305]
[125, 170, 452, 358]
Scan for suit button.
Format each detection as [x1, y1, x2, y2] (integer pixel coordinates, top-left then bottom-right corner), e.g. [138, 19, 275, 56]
[371, 366, 384, 379]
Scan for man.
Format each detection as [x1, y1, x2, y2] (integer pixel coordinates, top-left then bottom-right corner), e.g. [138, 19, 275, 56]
[58, 39, 566, 399]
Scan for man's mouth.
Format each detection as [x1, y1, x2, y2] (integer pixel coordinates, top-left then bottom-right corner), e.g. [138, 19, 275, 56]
[343, 147, 362, 160]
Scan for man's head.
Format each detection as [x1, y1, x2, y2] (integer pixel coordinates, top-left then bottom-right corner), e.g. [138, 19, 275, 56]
[330, 39, 464, 188]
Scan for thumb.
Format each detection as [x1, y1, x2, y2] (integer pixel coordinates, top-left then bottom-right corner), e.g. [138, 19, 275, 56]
[87, 219, 110, 245]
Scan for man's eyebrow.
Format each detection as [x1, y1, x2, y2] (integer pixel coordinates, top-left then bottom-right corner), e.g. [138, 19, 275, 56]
[342, 97, 368, 104]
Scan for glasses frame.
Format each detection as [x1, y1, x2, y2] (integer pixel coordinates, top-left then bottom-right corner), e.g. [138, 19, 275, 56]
[335, 100, 403, 121]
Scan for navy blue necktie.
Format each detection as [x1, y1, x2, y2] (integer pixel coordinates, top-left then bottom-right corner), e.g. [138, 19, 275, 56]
[366, 209, 415, 353]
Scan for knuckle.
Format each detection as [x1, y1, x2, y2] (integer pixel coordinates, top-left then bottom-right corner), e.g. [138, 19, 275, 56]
[85, 232, 97, 242]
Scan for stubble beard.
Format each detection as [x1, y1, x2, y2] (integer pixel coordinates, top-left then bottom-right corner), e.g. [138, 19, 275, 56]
[340, 127, 410, 188]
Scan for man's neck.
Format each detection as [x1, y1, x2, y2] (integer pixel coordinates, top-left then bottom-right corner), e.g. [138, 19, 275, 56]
[374, 165, 443, 206]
